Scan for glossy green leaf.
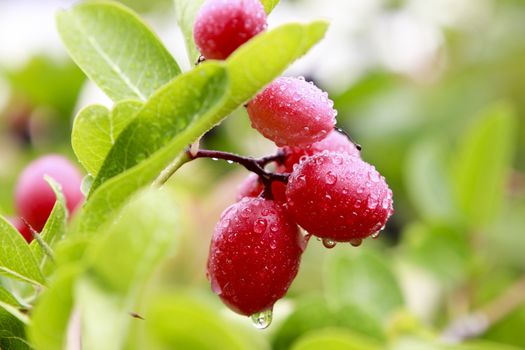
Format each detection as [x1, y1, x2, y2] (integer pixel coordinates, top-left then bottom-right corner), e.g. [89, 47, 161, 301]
[291, 329, 380, 350]
[273, 296, 385, 350]
[29, 266, 81, 350]
[0, 286, 28, 324]
[324, 249, 404, 320]
[76, 21, 326, 235]
[453, 102, 517, 229]
[30, 178, 67, 268]
[77, 189, 180, 349]
[173, 0, 206, 63]
[0, 216, 45, 286]
[56, 1, 181, 101]
[146, 293, 266, 350]
[0, 307, 30, 350]
[261, 0, 280, 14]
[72, 101, 143, 175]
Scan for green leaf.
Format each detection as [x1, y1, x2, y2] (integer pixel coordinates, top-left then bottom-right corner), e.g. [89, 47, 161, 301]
[30, 178, 67, 268]
[173, 0, 206, 63]
[56, 1, 181, 101]
[291, 329, 381, 350]
[72, 101, 143, 175]
[91, 63, 228, 193]
[260, 0, 280, 14]
[453, 102, 517, 229]
[77, 189, 180, 349]
[0, 307, 30, 350]
[324, 249, 404, 320]
[29, 265, 81, 350]
[76, 21, 327, 235]
[0, 286, 28, 324]
[0, 286, 21, 308]
[0, 216, 45, 286]
[273, 296, 385, 350]
[146, 293, 266, 350]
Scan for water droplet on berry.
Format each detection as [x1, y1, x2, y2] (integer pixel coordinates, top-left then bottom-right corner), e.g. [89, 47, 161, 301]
[350, 238, 362, 247]
[304, 126, 310, 132]
[81, 174, 94, 196]
[322, 238, 337, 249]
[210, 277, 222, 295]
[354, 200, 362, 209]
[253, 219, 267, 234]
[293, 94, 302, 102]
[371, 231, 381, 239]
[325, 171, 337, 185]
[251, 308, 273, 329]
[367, 199, 378, 209]
[357, 186, 364, 194]
[221, 219, 231, 228]
[369, 171, 380, 183]
[270, 224, 279, 232]
[261, 209, 270, 216]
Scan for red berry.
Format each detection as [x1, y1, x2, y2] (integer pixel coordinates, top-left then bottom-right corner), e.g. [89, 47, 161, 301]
[8, 217, 33, 243]
[236, 173, 287, 202]
[15, 155, 84, 232]
[286, 152, 393, 242]
[193, 0, 267, 60]
[207, 197, 304, 316]
[280, 130, 360, 172]
[247, 77, 337, 147]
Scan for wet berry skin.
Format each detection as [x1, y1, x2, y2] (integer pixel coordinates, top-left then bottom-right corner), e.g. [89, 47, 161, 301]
[280, 130, 360, 172]
[247, 77, 337, 147]
[207, 197, 304, 316]
[15, 155, 84, 232]
[236, 173, 287, 202]
[286, 152, 394, 242]
[194, 0, 267, 60]
[8, 217, 33, 243]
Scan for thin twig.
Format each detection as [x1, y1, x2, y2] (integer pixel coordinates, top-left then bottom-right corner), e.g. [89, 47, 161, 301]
[153, 152, 192, 187]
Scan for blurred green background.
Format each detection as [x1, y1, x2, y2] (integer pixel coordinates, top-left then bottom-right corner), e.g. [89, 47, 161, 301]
[1, 0, 525, 349]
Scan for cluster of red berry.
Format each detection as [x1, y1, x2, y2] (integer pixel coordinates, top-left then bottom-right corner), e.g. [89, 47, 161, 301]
[194, 0, 394, 328]
[7, 155, 83, 243]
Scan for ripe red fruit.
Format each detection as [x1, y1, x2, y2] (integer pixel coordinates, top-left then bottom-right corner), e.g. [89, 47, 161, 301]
[286, 152, 393, 242]
[247, 77, 337, 147]
[193, 0, 267, 60]
[8, 217, 33, 243]
[15, 155, 84, 232]
[207, 197, 304, 317]
[236, 173, 287, 202]
[280, 130, 360, 172]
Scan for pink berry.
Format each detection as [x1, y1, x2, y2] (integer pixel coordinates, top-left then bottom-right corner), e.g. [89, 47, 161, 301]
[207, 197, 304, 316]
[286, 152, 393, 242]
[236, 173, 287, 202]
[247, 77, 337, 147]
[8, 217, 33, 243]
[193, 0, 267, 60]
[280, 129, 360, 172]
[15, 155, 84, 232]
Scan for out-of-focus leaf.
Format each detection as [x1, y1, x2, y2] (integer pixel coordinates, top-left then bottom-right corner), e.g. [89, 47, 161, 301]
[146, 293, 268, 350]
[405, 138, 457, 222]
[272, 296, 385, 350]
[0, 307, 30, 350]
[77, 189, 180, 349]
[389, 337, 523, 350]
[453, 102, 517, 229]
[72, 101, 143, 175]
[76, 21, 327, 235]
[57, 1, 181, 101]
[0, 216, 45, 286]
[402, 223, 469, 287]
[324, 249, 404, 320]
[260, 0, 280, 14]
[28, 266, 81, 350]
[30, 178, 67, 268]
[290, 329, 381, 350]
[0, 286, 28, 324]
[173, 0, 206, 63]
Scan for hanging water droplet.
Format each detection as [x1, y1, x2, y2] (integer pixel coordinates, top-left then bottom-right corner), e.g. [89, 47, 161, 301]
[226, 160, 234, 164]
[322, 238, 337, 249]
[371, 231, 380, 239]
[81, 174, 94, 196]
[251, 308, 273, 329]
[350, 238, 362, 247]
[211, 157, 219, 161]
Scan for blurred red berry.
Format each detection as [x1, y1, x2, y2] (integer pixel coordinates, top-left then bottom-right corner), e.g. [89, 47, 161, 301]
[236, 173, 287, 202]
[247, 77, 337, 147]
[15, 155, 84, 232]
[207, 197, 304, 316]
[8, 217, 33, 243]
[193, 0, 267, 60]
[286, 152, 393, 242]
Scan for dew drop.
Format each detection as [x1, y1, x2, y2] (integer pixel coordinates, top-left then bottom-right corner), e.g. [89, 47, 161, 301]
[211, 157, 219, 161]
[325, 171, 337, 185]
[354, 200, 362, 209]
[350, 239, 363, 247]
[270, 224, 279, 232]
[221, 219, 231, 229]
[322, 238, 337, 249]
[226, 160, 234, 164]
[371, 231, 381, 239]
[253, 219, 267, 234]
[251, 308, 273, 329]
